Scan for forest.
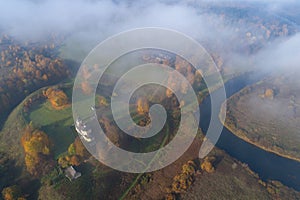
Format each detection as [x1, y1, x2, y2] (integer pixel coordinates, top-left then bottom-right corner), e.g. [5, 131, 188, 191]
[0, 34, 72, 125]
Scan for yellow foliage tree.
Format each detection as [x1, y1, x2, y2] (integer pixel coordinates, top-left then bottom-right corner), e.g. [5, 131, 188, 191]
[21, 129, 51, 156]
[68, 143, 76, 155]
[96, 96, 108, 107]
[136, 97, 149, 115]
[58, 138, 89, 168]
[170, 160, 196, 194]
[21, 125, 52, 175]
[58, 156, 69, 168]
[200, 156, 215, 173]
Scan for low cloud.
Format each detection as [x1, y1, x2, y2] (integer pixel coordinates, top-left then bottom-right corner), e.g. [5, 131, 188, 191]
[0, 0, 299, 72]
[254, 33, 300, 74]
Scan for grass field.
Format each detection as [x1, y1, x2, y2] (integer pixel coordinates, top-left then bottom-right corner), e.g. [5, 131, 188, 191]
[28, 100, 75, 158]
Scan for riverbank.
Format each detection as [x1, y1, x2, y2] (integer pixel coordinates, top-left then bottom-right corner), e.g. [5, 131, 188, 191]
[199, 73, 300, 191]
[221, 113, 300, 163]
[121, 133, 300, 200]
[220, 74, 300, 163]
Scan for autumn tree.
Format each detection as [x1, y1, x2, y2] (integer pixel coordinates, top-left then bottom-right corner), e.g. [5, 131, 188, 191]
[0, 34, 70, 123]
[58, 137, 90, 168]
[264, 88, 274, 99]
[200, 156, 215, 173]
[81, 81, 92, 95]
[96, 96, 108, 107]
[43, 87, 69, 109]
[58, 156, 69, 168]
[136, 97, 149, 115]
[68, 143, 76, 155]
[1, 185, 23, 200]
[69, 155, 81, 166]
[169, 160, 197, 195]
[73, 137, 90, 158]
[21, 125, 54, 176]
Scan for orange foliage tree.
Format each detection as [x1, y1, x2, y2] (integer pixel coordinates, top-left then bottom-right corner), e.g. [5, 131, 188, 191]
[81, 81, 92, 95]
[1, 185, 23, 200]
[58, 137, 90, 168]
[43, 87, 69, 109]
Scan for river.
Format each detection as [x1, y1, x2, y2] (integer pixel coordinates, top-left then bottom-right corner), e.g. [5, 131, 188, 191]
[199, 73, 300, 191]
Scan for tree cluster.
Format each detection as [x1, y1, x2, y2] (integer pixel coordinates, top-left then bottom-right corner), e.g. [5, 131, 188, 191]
[165, 160, 197, 200]
[200, 156, 216, 173]
[0, 34, 71, 121]
[43, 87, 69, 109]
[58, 137, 89, 168]
[21, 125, 54, 176]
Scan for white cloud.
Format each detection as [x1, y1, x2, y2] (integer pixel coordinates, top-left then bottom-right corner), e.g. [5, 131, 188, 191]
[0, 0, 299, 72]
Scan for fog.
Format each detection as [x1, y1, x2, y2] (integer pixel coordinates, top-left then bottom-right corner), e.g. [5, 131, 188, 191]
[0, 0, 299, 72]
[254, 33, 300, 73]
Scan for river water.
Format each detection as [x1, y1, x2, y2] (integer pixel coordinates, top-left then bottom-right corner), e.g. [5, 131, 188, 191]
[199, 73, 300, 191]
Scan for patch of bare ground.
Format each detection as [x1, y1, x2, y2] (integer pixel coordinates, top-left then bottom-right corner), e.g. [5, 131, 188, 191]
[124, 133, 300, 200]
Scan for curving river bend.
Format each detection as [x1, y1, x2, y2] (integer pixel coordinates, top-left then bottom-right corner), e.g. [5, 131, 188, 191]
[199, 73, 300, 191]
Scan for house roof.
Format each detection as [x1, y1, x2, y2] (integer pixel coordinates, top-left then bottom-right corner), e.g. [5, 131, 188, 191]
[65, 166, 81, 181]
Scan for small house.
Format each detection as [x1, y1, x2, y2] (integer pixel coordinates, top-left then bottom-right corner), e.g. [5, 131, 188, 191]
[64, 166, 81, 181]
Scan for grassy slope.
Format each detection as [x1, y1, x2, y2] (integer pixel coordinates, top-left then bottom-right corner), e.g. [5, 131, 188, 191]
[0, 83, 122, 199]
[28, 100, 75, 158]
[0, 89, 40, 166]
[0, 84, 75, 166]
